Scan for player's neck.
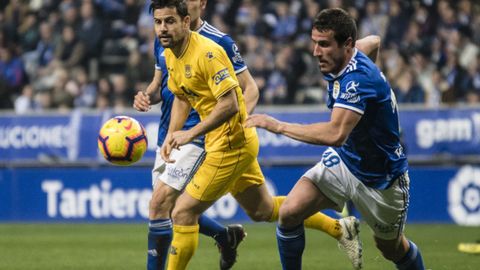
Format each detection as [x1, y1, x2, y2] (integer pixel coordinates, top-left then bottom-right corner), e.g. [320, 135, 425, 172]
[191, 18, 204, 31]
[172, 31, 191, 58]
[333, 48, 355, 76]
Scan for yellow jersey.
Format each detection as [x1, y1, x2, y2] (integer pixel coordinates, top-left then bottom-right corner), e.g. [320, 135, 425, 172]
[165, 31, 255, 152]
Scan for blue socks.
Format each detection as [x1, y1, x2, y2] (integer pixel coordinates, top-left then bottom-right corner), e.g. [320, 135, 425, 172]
[276, 224, 305, 270]
[147, 218, 173, 270]
[147, 215, 227, 269]
[198, 214, 228, 247]
[395, 240, 425, 270]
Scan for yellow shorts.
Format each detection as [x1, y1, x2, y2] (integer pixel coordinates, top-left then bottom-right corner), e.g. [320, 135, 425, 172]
[185, 137, 264, 201]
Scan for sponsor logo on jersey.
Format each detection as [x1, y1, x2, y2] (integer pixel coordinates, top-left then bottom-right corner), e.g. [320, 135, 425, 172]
[212, 68, 230, 85]
[206, 51, 214, 59]
[340, 80, 360, 103]
[345, 81, 359, 93]
[232, 44, 244, 64]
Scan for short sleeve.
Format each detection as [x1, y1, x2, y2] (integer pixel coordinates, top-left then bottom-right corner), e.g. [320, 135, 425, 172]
[200, 47, 239, 99]
[333, 72, 377, 115]
[154, 38, 162, 70]
[218, 35, 247, 74]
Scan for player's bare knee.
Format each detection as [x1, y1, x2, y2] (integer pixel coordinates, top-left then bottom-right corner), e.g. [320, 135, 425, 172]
[149, 194, 174, 217]
[278, 206, 303, 227]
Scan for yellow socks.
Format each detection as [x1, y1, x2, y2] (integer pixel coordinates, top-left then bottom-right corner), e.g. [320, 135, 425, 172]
[270, 196, 342, 239]
[167, 224, 199, 270]
[269, 196, 286, 222]
[304, 212, 342, 239]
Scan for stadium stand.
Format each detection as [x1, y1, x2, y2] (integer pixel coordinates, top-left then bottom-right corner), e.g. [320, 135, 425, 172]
[0, 0, 479, 112]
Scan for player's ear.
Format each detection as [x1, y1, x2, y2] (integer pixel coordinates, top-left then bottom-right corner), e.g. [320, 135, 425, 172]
[183, 15, 191, 29]
[344, 37, 354, 49]
[200, 0, 207, 10]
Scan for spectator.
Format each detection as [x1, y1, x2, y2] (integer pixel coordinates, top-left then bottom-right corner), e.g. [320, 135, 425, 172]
[0, 45, 26, 97]
[1, 0, 479, 108]
[441, 48, 472, 103]
[393, 70, 425, 104]
[17, 11, 39, 52]
[272, 1, 298, 42]
[66, 66, 97, 108]
[78, 1, 103, 61]
[383, 0, 410, 49]
[14, 84, 36, 114]
[54, 25, 85, 69]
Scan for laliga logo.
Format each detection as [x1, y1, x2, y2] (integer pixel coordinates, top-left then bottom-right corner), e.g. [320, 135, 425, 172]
[448, 166, 480, 226]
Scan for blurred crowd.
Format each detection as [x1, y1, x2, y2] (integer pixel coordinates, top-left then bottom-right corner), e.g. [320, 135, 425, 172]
[0, 0, 479, 114]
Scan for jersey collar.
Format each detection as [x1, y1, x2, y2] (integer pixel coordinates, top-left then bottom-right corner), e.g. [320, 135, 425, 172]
[326, 48, 358, 80]
[196, 20, 208, 33]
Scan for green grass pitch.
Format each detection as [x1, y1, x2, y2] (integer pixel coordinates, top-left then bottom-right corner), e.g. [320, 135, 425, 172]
[0, 223, 478, 269]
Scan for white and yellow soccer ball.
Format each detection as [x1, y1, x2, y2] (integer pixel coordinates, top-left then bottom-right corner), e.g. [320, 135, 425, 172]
[97, 116, 148, 166]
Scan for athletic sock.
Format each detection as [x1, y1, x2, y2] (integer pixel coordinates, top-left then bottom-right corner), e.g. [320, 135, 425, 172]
[276, 224, 305, 270]
[167, 224, 199, 270]
[147, 218, 173, 270]
[269, 196, 341, 239]
[395, 240, 425, 270]
[304, 213, 342, 239]
[198, 214, 228, 247]
[269, 196, 286, 222]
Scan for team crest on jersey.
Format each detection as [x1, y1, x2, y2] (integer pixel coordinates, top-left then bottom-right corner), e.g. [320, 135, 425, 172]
[213, 68, 230, 85]
[185, 64, 192, 78]
[333, 81, 340, 99]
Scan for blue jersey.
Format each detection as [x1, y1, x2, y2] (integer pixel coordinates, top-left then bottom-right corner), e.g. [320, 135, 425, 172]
[324, 49, 408, 189]
[154, 21, 247, 147]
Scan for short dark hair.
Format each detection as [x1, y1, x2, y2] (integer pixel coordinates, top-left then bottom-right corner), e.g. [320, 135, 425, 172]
[149, 0, 189, 18]
[313, 8, 357, 46]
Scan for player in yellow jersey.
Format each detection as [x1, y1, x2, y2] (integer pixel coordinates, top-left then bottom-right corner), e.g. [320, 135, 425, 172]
[151, 1, 380, 269]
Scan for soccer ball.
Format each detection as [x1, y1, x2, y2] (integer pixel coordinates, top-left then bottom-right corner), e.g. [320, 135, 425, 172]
[97, 116, 148, 166]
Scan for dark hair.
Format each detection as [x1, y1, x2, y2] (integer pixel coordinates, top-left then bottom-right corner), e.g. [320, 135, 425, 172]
[313, 8, 357, 47]
[149, 0, 189, 18]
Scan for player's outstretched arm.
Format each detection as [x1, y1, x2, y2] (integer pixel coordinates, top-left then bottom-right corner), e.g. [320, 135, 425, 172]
[246, 107, 361, 147]
[355, 35, 381, 62]
[133, 69, 162, 112]
[237, 69, 259, 115]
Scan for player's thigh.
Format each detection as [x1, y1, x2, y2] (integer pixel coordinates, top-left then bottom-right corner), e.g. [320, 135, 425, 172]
[173, 191, 217, 225]
[303, 148, 353, 212]
[281, 177, 337, 221]
[353, 172, 410, 240]
[153, 144, 205, 191]
[185, 146, 255, 202]
[233, 183, 272, 220]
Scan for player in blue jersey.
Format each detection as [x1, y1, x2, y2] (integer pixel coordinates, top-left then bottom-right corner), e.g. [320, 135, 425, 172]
[133, 1, 257, 269]
[246, 8, 425, 270]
